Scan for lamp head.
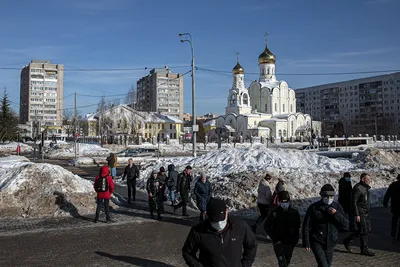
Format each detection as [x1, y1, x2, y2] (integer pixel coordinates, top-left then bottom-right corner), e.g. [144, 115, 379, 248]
[178, 33, 183, 37]
[180, 40, 185, 43]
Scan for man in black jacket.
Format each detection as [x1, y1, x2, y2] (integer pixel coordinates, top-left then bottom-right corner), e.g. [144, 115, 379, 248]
[264, 191, 300, 267]
[383, 174, 400, 238]
[182, 198, 257, 267]
[122, 158, 139, 203]
[303, 184, 348, 267]
[174, 165, 193, 216]
[166, 164, 179, 205]
[338, 172, 352, 215]
[343, 173, 375, 256]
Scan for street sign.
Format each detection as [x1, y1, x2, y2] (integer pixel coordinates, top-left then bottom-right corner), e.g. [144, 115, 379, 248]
[192, 124, 199, 132]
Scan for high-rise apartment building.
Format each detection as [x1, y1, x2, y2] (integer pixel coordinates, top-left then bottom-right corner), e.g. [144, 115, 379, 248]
[19, 60, 64, 126]
[136, 67, 184, 119]
[296, 72, 400, 136]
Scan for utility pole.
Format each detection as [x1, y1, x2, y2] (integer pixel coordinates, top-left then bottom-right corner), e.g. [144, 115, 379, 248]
[74, 92, 77, 162]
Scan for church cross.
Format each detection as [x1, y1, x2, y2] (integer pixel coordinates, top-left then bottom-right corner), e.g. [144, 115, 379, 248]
[236, 52, 240, 63]
[264, 32, 269, 43]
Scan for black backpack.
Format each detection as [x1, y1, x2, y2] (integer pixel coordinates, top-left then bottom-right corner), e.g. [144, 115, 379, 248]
[95, 176, 109, 192]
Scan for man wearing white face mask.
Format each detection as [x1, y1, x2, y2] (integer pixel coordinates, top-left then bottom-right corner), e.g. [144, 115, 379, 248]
[303, 184, 348, 267]
[182, 198, 258, 267]
[264, 191, 301, 267]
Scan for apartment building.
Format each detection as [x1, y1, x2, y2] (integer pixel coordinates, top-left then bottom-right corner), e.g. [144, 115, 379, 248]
[136, 67, 184, 119]
[296, 72, 400, 136]
[19, 60, 64, 126]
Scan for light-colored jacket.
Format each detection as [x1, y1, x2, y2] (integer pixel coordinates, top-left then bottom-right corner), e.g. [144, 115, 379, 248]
[257, 180, 272, 205]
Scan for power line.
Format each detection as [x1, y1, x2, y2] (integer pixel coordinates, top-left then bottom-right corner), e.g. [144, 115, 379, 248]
[0, 65, 191, 72]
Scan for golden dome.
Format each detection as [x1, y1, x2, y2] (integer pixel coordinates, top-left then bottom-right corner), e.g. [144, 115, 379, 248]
[232, 62, 244, 74]
[258, 42, 276, 64]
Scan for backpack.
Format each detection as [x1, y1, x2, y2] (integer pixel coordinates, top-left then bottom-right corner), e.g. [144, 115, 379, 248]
[95, 176, 109, 192]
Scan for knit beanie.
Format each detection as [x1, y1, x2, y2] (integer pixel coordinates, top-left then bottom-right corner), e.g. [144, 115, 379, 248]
[278, 191, 290, 201]
[320, 184, 335, 196]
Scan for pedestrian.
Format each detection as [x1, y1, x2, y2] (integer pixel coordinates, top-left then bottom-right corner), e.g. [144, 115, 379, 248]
[193, 172, 212, 221]
[252, 173, 273, 233]
[343, 173, 375, 256]
[174, 165, 193, 217]
[106, 153, 117, 179]
[182, 198, 258, 267]
[157, 166, 167, 213]
[94, 165, 115, 223]
[166, 164, 179, 206]
[121, 158, 139, 203]
[146, 169, 163, 220]
[383, 174, 400, 239]
[303, 184, 348, 267]
[264, 191, 301, 267]
[338, 172, 352, 215]
[269, 177, 285, 211]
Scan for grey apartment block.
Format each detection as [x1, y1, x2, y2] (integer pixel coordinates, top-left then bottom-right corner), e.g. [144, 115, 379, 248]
[296, 72, 400, 136]
[19, 60, 64, 126]
[136, 67, 184, 119]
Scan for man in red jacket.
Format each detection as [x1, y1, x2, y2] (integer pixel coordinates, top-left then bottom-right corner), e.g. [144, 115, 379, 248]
[94, 165, 115, 223]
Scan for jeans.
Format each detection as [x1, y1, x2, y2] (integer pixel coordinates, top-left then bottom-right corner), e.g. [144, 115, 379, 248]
[310, 242, 334, 267]
[344, 216, 370, 250]
[168, 187, 175, 203]
[127, 178, 136, 201]
[95, 198, 110, 221]
[111, 167, 116, 178]
[175, 193, 188, 215]
[273, 242, 295, 267]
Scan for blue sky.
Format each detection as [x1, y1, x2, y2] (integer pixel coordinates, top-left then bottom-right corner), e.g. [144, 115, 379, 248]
[0, 0, 399, 116]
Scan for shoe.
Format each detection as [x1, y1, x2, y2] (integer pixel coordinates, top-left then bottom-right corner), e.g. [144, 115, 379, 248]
[173, 206, 178, 214]
[361, 249, 375, 257]
[251, 225, 257, 234]
[150, 213, 154, 219]
[157, 215, 162, 220]
[182, 213, 190, 217]
[106, 219, 114, 224]
[94, 218, 98, 223]
[343, 239, 353, 253]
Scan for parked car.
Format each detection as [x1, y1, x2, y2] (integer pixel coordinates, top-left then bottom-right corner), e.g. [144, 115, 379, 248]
[115, 148, 158, 157]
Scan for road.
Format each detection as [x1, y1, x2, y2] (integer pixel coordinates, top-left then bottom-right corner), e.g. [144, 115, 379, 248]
[0, 161, 399, 266]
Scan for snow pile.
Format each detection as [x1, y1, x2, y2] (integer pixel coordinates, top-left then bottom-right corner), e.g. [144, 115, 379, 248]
[0, 158, 97, 218]
[360, 149, 400, 171]
[0, 142, 33, 154]
[47, 143, 110, 159]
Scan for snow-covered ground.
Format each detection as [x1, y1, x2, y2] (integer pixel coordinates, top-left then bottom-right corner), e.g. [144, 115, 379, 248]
[0, 142, 33, 154]
[0, 156, 97, 218]
[47, 143, 110, 159]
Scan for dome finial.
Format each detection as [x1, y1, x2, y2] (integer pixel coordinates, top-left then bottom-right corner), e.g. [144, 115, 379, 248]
[232, 52, 244, 74]
[236, 52, 240, 63]
[264, 32, 269, 44]
[258, 33, 276, 64]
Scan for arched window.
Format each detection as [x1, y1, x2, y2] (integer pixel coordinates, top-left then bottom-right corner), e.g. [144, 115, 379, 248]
[283, 130, 287, 137]
[283, 104, 285, 112]
[290, 104, 293, 113]
[267, 68, 270, 75]
[243, 94, 249, 105]
[274, 103, 277, 112]
[278, 130, 282, 137]
[230, 94, 236, 106]
[264, 103, 268, 112]
[291, 121, 294, 136]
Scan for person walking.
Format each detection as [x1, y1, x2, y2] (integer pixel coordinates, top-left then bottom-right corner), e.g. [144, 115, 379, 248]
[338, 172, 352, 216]
[122, 158, 140, 203]
[174, 166, 193, 217]
[383, 174, 400, 239]
[166, 164, 179, 206]
[157, 166, 167, 213]
[264, 191, 301, 267]
[182, 198, 258, 267]
[252, 173, 273, 233]
[343, 173, 375, 256]
[269, 177, 286, 211]
[146, 169, 163, 220]
[106, 153, 117, 179]
[193, 172, 212, 221]
[303, 184, 348, 267]
[94, 165, 115, 223]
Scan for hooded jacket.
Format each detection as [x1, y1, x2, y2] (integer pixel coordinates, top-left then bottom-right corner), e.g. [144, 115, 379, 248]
[194, 177, 213, 211]
[257, 179, 272, 205]
[383, 180, 400, 214]
[264, 206, 301, 245]
[94, 166, 115, 199]
[166, 164, 179, 190]
[338, 177, 352, 214]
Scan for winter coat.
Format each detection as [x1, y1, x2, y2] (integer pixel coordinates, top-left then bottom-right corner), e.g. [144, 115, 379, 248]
[383, 180, 400, 214]
[338, 177, 352, 214]
[166, 164, 179, 190]
[157, 172, 167, 184]
[106, 154, 117, 168]
[194, 178, 213, 211]
[94, 166, 115, 199]
[182, 216, 258, 267]
[177, 172, 193, 195]
[257, 180, 272, 205]
[264, 206, 301, 245]
[146, 174, 163, 201]
[275, 180, 285, 193]
[122, 163, 139, 180]
[352, 182, 371, 217]
[302, 200, 348, 248]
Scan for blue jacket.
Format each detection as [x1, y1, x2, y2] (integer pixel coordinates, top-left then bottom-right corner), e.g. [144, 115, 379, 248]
[194, 178, 212, 211]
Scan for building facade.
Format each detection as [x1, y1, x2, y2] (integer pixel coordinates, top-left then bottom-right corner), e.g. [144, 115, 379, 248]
[136, 67, 184, 119]
[216, 39, 321, 141]
[19, 60, 64, 127]
[296, 72, 400, 136]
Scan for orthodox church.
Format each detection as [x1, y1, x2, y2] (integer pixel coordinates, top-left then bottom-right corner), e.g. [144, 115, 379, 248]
[215, 38, 321, 140]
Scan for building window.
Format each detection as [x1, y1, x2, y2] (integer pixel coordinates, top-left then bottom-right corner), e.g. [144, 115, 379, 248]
[264, 103, 268, 112]
[278, 129, 282, 137]
[283, 130, 287, 137]
[283, 104, 285, 112]
[170, 124, 172, 129]
[275, 103, 277, 112]
[243, 94, 248, 105]
[290, 104, 293, 113]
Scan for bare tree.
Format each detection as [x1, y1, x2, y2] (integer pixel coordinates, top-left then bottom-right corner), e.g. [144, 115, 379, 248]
[125, 85, 137, 107]
[62, 110, 75, 137]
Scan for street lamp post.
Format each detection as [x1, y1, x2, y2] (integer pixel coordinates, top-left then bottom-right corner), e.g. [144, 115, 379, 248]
[179, 33, 197, 157]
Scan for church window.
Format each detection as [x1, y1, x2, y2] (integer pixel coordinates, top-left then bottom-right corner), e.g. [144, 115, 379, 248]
[267, 68, 270, 75]
[290, 104, 293, 113]
[291, 121, 294, 136]
[243, 94, 249, 105]
[230, 94, 236, 106]
[255, 104, 257, 110]
[283, 104, 285, 112]
[283, 130, 287, 137]
[278, 130, 282, 137]
[230, 119, 233, 124]
[264, 103, 268, 112]
[254, 121, 257, 126]
[274, 103, 277, 112]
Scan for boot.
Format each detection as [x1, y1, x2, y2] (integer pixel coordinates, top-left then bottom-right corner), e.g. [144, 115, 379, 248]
[361, 248, 375, 257]
[343, 238, 354, 253]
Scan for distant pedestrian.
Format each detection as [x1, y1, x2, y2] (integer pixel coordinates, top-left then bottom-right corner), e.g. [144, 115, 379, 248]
[252, 173, 273, 233]
[106, 153, 117, 179]
[383, 174, 400, 239]
[166, 164, 179, 205]
[146, 169, 163, 220]
[182, 198, 258, 267]
[264, 191, 301, 267]
[157, 166, 167, 213]
[174, 166, 193, 217]
[193, 172, 212, 221]
[122, 158, 139, 203]
[338, 172, 352, 215]
[303, 184, 348, 267]
[269, 177, 285, 211]
[94, 165, 115, 223]
[343, 173, 375, 256]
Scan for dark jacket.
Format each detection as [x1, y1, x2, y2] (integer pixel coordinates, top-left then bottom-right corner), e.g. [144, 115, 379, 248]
[383, 180, 400, 214]
[177, 172, 193, 195]
[264, 206, 301, 245]
[338, 177, 352, 214]
[194, 178, 213, 211]
[166, 164, 179, 190]
[146, 174, 162, 199]
[106, 153, 115, 168]
[352, 182, 371, 217]
[302, 200, 348, 248]
[182, 216, 258, 267]
[122, 163, 139, 180]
